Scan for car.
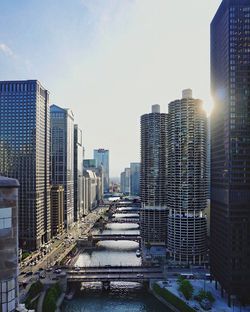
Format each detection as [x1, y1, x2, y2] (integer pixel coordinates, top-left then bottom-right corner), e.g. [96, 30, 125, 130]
[46, 267, 53, 272]
[51, 277, 59, 281]
[25, 271, 33, 276]
[74, 267, 80, 271]
[38, 268, 44, 271]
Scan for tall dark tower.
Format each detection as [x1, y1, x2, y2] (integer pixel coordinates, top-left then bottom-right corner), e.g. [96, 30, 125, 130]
[0, 80, 51, 250]
[210, 0, 250, 305]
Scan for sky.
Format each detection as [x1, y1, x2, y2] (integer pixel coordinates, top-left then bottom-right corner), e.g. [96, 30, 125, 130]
[0, 0, 222, 177]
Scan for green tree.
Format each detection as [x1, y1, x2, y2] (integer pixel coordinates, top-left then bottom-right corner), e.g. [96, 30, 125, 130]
[178, 279, 194, 300]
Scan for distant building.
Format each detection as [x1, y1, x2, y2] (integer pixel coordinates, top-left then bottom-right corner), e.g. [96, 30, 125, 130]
[50, 185, 64, 236]
[120, 168, 130, 195]
[210, 0, 250, 304]
[94, 149, 109, 193]
[74, 125, 83, 222]
[140, 105, 168, 248]
[130, 162, 140, 196]
[83, 170, 101, 211]
[50, 104, 74, 228]
[0, 80, 51, 250]
[83, 159, 97, 169]
[0, 176, 19, 312]
[167, 89, 208, 264]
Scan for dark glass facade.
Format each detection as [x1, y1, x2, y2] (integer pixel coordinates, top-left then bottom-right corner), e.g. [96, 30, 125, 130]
[50, 104, 74, 228]
[210, 0, 250, 304]
[74, 124, 83, 222]
[0, 80, 51, 250]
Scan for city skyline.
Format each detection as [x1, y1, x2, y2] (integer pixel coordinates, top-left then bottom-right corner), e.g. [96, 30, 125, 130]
[0, 0, 221, 176]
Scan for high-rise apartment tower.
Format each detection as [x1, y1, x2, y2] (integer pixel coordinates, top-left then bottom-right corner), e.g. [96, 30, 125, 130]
[140, 105, 168, 246]
[167, 90, 208, 264]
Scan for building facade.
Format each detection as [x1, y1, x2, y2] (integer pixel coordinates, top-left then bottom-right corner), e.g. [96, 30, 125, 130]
[140, 104, 168, 206]
[0, 80, 51, 250]
[210, 0, 250, 304]
[130, 162, 140, 196]
[0, 176, 19, 312]
[94, 149, 109, 193]
[74, 125, 83, 222]
[50, 185, 64, 236]
[167, 89, 208, 264]
[140, 105, 168, 247]
[50, 104, 74, 228]
[120, 168, 130, 195]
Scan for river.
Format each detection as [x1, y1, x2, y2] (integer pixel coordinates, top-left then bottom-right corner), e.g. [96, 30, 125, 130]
[61, 220, 169, 312]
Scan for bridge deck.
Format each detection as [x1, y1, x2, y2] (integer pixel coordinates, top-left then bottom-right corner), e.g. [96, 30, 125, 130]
[67, 272, 164, 282]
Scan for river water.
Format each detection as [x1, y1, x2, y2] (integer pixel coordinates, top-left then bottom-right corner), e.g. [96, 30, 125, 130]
[61, 220, 169, 312]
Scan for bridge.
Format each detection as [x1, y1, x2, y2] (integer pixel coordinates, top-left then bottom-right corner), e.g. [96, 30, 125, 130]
[66, 265, 164, 285]
[91, 233, 141, 242]
[116, 207, 141, 213]
[109, 217, 140, 224]
[113, 201, 141, 207]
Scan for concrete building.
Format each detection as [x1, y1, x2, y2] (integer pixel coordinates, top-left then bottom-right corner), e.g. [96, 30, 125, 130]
[50, 104, 74, 229]
[50, 185, 64, 236]
[74, 125, 83, 222]
[120, 168, 130, 195]
[140, 104, 168, 206]
[0, 176, 19, 312]
[140, 105, 168, 247]
[130, 162, 140, 196]
[167, 89, 208, 264]
[210, 0, 250, 304]
[94, 149, 109, 193]
[0, 80, 51, 250]
[83, 170, 99, 211]
[140, 207, 168, 246]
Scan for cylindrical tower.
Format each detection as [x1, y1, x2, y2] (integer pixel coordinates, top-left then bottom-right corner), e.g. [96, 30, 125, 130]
[140, 105, 168, 207]
[167, 90, 208, 264]
[140, 105, 168, 247]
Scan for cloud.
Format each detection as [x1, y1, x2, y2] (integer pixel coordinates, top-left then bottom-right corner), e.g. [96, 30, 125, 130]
[0, 43, 15, 58]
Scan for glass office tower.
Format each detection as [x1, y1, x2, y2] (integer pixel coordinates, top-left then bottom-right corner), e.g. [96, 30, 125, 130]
[94, 149, 109, 193]
[0, 80, 51, 250]
[130, 162, 140, 196]
[74, 124, 83, 222]
[50, 104, 74, 228]
[210, 0, 250, 304]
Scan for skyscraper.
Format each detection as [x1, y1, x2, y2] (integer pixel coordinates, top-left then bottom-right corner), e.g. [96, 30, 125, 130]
[120, 168, 130, 195]
[0, 80, 51, 250]
[210, 0, 250, 304]
[50, 104, 74, 228]
[140, 104, 168, 207]
[0, 176, 19, 312]
[140, 105, 168, 246]
[130, 162, 140, 196]
[74, 124, 83, 222]
[94, 149, 109, 193]
[167, 89, 208, 264]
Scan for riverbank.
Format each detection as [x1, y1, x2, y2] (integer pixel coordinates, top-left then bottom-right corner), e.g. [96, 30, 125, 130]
[150, 282, 195, 312]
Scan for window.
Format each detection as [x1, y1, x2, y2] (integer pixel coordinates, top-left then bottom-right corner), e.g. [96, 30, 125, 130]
[0, 208, 12, 229]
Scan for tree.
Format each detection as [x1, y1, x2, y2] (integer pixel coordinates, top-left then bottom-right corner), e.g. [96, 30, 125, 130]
[178, 279, 194, 300]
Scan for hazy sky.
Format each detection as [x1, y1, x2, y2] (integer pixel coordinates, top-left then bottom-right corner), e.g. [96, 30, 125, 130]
[0, 0, 221, 177]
